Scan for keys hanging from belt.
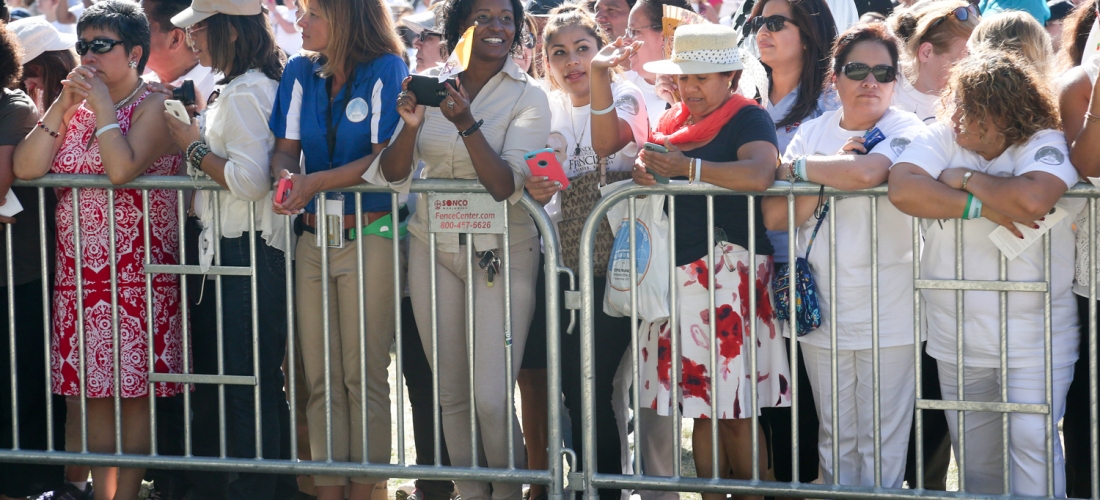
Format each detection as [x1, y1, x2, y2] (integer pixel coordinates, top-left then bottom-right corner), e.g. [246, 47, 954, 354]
[477, 249, 501, 287]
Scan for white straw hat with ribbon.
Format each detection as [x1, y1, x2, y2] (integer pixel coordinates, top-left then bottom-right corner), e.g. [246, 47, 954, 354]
[643, 23, 743, 75]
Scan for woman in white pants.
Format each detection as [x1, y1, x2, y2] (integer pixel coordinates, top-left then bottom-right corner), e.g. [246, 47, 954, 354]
[889, 49, 1081, 496]
[762, 23, 925, 488]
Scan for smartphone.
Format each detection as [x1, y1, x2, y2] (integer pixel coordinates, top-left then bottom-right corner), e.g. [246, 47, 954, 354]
[408, 75, 459, 107]
[275, 177, 292, 204]
[642, 142, 671, 184]
[164, 99, 191, 125]
[524, 148, 569, 190]
[861, 127, 886, 153]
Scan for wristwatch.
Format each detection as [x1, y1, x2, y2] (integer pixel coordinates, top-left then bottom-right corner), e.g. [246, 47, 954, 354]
[961, 170, 975, 191]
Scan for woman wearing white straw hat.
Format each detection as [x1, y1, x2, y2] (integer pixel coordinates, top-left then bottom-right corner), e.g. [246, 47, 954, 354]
[632, 23, 790, 500]
[162, 0, 290, 497]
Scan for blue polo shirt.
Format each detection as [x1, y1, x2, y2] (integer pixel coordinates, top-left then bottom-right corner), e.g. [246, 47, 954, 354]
[270, 53, 407, 214]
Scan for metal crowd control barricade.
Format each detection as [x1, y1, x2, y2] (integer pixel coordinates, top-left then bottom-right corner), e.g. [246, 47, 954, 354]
[575, 180, 1100, 500]
[0, 174, 568, 500]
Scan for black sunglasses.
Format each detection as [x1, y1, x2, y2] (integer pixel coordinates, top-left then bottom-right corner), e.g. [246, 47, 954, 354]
[76, 38, 125, 56]
[749, 14, 793, 33]
[417, 30, 442, 43]
[841, 62, 897, 83]
[926, 5, 977, 34]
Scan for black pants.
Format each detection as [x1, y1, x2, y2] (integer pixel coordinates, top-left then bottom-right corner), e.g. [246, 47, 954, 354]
[544, 270, 632, 500]
[759, 338, 820, 490]
[146, 220, 297, 500]
[902, 345, 952, 490]
[401, 296, 456, 500]
[1064, 294, 1095, 498]
[0, 279, 66, 498]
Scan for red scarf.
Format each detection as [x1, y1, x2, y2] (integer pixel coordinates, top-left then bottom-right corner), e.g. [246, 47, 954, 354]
[649, 94, 758, 146]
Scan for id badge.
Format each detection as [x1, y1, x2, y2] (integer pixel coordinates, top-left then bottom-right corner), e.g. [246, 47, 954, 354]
[317, 198, 345, 248]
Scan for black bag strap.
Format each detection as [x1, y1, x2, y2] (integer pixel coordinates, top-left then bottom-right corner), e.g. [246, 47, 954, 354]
[804, 185, 830, 258]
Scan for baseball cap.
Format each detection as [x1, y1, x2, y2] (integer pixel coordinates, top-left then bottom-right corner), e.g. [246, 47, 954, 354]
[9, 17, 77, 65]
[401, 9, 439, 33]
[172, 0, 262, 28]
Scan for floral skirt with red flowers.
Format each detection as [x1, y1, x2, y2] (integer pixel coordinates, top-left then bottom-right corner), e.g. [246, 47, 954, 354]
[638, 243, 792, 419]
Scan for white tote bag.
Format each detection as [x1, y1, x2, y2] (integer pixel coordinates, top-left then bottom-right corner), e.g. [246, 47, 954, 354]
[600, 180, 671, 322]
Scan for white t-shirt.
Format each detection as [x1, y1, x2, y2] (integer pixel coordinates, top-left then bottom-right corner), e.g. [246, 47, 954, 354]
[543, 79, 649, 225]
[765, 86, 838, 263]
[624, 70, 665, 129]
[892, 72, 940, 124]
[783, 107, 926, 350]
[896, 123, 1083, 369]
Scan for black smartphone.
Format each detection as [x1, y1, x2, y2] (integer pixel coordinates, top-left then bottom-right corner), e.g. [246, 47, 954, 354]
[172, 80, 196, 107]
[642, 142, 671, 184]
[408, 75, 458, 107]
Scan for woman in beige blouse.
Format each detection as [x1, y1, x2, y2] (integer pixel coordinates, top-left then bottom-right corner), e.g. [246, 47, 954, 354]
[366, 0, 550, 498]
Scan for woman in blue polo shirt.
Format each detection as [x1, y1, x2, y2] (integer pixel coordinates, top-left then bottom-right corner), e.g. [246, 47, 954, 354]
[268, 0, 407, 496]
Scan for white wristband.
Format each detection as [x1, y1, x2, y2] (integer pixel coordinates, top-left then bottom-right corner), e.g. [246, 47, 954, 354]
[95, 123, 121, 138]
[591, 103, 616, 115]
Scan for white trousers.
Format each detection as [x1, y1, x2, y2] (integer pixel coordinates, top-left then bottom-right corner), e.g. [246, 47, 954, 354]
[801, 343, 916, 488]
[937, 361, 1073, 497]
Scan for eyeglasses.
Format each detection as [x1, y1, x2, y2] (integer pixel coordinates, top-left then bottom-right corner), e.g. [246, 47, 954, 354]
[417, 30, 442, 43]
[926, 5, 977, 34]
[625, 24, 661, 39]
[749, 14, 793, 33]
[184, 24, 206, 48]
[75, 38, 124, 56]
[841, 62, 897, 83]
[522, 32, 536, 49]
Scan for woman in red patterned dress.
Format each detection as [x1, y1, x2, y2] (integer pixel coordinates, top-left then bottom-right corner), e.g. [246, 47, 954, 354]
[14, 2, 183, 499]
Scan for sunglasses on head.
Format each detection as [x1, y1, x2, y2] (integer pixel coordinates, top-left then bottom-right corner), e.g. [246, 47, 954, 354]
[841, 62, 897, 83]
[749, 14, 792, 33]
[75, 38, 124, 56]
[927, 5, 977, 33]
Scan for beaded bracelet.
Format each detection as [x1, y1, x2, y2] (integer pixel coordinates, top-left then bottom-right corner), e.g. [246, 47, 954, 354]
[37, 120, 59, 138]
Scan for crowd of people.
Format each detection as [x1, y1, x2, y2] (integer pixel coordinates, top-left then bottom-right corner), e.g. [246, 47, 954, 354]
[1, 0, 1100, 498]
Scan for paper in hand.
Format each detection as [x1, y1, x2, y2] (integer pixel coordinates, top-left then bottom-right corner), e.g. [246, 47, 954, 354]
[0, 190, 24, 218]
[987, 205, 1068, 261]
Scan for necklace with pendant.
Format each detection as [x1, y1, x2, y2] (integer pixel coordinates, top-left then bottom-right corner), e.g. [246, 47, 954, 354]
[570, 102, 589, 157]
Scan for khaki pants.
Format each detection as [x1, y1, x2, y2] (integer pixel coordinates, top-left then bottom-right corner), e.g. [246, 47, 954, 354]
[297, 234, 399, 486]
[408, 236, 539, 500]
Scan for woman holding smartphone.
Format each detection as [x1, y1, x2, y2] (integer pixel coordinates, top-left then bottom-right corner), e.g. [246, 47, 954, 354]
[761, 23, 925, 488]
[366, 0, 550, 496]
[268, 0, 407, 496]
[162, 0, 289, 497]
[522, 6, 649, 500]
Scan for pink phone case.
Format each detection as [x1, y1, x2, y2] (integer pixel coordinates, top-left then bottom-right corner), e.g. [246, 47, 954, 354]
[525, 149, 570, 190]
[275, 178, 292, 204]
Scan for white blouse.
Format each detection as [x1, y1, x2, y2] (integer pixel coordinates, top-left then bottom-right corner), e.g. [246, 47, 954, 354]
[193, 70, 288, 270]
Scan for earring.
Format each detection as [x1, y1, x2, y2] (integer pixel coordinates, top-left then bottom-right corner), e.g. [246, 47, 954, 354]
[128, 61, 137, 68]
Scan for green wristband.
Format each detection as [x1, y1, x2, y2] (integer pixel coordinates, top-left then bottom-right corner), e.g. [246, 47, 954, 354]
[963, 193, 974, 220]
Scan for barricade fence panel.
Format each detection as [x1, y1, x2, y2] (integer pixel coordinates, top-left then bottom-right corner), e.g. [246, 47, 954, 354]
[0, 175, 1098, 500]
[0, 175, 566, 498]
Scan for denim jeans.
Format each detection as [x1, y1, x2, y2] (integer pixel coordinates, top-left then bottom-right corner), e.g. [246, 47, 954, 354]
[192, 233, 291, 500]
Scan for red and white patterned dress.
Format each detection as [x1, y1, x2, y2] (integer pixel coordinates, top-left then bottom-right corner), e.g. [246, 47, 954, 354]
[50, 91, 185, 398]
[638, 243, 792, 419]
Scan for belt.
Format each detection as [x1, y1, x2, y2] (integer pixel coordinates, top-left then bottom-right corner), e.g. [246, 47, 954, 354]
[302, 211, 388, 229]
[298, 206, 409, 241]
